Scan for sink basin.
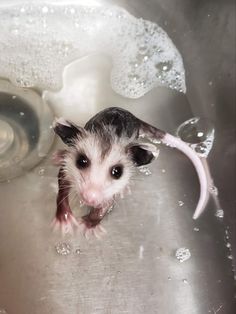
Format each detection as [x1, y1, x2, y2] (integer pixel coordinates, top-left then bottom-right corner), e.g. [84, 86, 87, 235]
[0, 1, 235, 313]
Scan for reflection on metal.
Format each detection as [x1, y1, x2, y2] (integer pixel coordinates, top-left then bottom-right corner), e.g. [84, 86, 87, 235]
[0, 79, 54, 181]
[0, 0, 235, 313]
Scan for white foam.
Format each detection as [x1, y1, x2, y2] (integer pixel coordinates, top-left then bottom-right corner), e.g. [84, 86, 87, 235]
[0, 2, 186, 98]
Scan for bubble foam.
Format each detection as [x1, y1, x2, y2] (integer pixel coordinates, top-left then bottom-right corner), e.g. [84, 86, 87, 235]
[0, 3, 186, 98]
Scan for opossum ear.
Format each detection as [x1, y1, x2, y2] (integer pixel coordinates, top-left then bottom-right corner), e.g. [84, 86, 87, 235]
[127, 143, 159, 166]
[53, 117, 85, 146]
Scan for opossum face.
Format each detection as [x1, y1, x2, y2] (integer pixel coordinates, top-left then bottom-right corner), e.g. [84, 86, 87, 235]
[54, 118, 157, 208]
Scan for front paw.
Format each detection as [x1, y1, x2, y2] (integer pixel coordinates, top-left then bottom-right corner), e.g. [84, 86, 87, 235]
[51, 213, 79, 235]
[78, 218, 107, 239]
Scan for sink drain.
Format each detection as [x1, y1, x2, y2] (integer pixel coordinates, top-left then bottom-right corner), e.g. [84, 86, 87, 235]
[0, 79, 54, 181]
[0, 120, 14, 154]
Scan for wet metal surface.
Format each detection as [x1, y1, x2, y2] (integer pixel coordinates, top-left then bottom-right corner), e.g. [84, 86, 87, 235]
[0, 1, 235, 313]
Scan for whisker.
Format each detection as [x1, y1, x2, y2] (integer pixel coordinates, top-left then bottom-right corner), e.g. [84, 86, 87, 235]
[57, 189, 77, 207]
[68, 191, 79, 208]
[58, 184, 75, 190]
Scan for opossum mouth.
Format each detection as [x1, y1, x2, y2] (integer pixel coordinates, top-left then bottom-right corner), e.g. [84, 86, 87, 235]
[79, 198, 114, 211]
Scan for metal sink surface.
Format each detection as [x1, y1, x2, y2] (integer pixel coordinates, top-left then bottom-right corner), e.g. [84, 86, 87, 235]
[0, 1, 235, 313]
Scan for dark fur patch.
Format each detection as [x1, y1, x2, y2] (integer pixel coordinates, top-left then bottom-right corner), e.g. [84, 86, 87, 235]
[99, 132, 113, 158]
[84, 107, 141, 139]
[128, 145, 155, 166]
[54, 120, 84, 146]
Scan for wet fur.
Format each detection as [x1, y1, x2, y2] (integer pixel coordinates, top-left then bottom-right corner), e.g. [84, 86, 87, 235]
[53, 107, 209, 237]
[63, 131, 136, 206]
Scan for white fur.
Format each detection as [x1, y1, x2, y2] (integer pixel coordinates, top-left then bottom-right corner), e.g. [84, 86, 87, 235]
[64, 132, 135, 207]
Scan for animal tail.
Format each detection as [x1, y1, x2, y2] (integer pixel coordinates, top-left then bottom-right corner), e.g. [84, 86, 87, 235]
[161, 133, 209, 219]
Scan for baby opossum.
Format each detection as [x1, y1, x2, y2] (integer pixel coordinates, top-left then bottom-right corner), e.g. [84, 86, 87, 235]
[52, 107, 209, 237]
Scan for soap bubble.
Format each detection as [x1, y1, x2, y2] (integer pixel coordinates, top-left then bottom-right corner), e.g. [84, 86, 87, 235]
[0, 3, 186, 98]
[176, 117, 215, 157]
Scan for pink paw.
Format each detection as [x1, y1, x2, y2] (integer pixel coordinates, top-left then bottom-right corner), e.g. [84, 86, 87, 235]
[77, 218, 107, 239]
[51, 214, 79, 235]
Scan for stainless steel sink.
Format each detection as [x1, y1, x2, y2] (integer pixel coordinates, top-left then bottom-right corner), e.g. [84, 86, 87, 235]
[0, 1, 235, 313]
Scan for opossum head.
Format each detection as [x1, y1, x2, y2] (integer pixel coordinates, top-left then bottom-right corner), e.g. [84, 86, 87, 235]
[54, 118, 158, 208]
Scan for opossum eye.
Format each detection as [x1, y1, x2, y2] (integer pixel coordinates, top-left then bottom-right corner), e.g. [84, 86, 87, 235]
[76, 153, 90, 169]
[110, 165, 123, 179]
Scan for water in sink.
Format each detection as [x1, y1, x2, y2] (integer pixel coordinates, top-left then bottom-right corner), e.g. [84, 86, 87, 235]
[0, 1, 235, 314]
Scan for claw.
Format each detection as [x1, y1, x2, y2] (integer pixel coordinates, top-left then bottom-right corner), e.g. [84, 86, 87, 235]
[51, 214, 79, 236]
[77, 218, 107, 239]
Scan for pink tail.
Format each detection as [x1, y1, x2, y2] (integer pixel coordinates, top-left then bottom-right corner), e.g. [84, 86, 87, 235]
[162, 133, 209, 219]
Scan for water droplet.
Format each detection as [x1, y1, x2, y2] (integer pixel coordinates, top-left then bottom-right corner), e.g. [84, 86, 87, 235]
[210, 185, 218, 196]
[149, 138, 162, 144]
[178, 201, 184, 207]
[38, 168, 45, 176]
[226, 242, 231, 248]
[143, 55, 149, 62]
[55, 242, 71, 255]
[161, 169, 166, 173]
[42, 6, 49, 14]
[107, 204, 115, 213]
[127, 74, 139, 81]
[197, 131, 204, 138]
[155, 61, 172, 72]
[70, 8, 75, 14]
[75, 248, 81, 255]
[175, 247, 191, 263]
[177, 117, 214, 144]
[19, 112, 25, 116]
[227, 254, 233, 260]
[176, 117, 215, 157]
[138, 166, 152, 176]
[195, 143, 207, 154]
[215, 209, 224, 219]
[20, 7, 26, 13]
[194, 227, 200, 232]
[182, 279, 188, 284]
[12, 95, 16, 99]
[208, 81, 213, 86]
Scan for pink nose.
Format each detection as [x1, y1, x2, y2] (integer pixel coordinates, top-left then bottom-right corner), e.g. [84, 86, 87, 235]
[81, 189, 101, 207]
